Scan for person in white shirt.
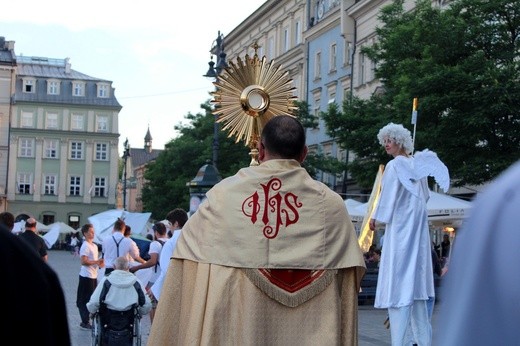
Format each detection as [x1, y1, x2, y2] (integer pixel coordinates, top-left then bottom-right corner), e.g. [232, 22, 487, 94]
[70, 234, 79, 256]
[130, 222, 169, 324]
[76, 223, 104, 330]
[123, 225, 144, 264]
[102, 218, 145, 276]
[149, 209, 189, 301]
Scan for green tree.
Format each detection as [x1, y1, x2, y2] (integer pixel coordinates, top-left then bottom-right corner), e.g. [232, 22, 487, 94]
[323, 0, 520, 188]
[141, 102, 250, 219]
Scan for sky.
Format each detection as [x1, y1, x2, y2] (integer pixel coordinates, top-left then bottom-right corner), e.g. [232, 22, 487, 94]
[1, 0, 267, 153]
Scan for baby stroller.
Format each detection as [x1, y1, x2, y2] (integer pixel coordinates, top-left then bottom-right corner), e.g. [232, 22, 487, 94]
[91, 281, 144, 346]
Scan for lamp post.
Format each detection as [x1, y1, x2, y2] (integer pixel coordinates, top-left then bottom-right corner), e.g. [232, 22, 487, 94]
[122, 138, 131, 211]
[203, 30, 228, 170]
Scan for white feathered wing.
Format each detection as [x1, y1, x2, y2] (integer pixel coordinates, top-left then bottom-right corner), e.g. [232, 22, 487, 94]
[394, 149, 450, 195]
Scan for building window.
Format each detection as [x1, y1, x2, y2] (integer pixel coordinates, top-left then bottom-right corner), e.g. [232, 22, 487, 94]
[343, 87, 351, 102]
[370, 57, 377, 82]
[313, 99, 320, 129]
[69, 176, 82, 196]
[295, 20, 302, 45]
[47, 80, 60, 95]
[72, 82, 85, 96]
[283, 27, 290, 53]
[44, 139, 59, 159]
[23, 78, 35, 93]
[21, 112, 34, 127]
[97, 83, 109, 98]
[314, 52, 321, 79]
[258, 45, 264, 58]
[71, 114, 84, 130]
[95, 143, 108, 161]
[17, 173, 32, 194]
[42, 214, 55, 225]
[267, 37, 275, 59]
[68, 215, 80, 230]
[359, 52, 366, 85]
[330, 43, 337, 72]
[93, 177, 107, 197]
[44, 174, 57, 195]
[70, 141, 84, 160]
[328, 92, 336, 105]
[46, 112, 58, 129]
[96, 115, 108, 132]
[344, 41, 353, 66]
[19, 138, 34, 157]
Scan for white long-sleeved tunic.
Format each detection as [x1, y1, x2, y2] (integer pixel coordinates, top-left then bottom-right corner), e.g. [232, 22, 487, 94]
[372, 156, 434, 308]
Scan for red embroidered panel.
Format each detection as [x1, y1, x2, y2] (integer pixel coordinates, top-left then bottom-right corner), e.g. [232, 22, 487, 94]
[258, 268, 325, 293]
[241, 178, 303, 239]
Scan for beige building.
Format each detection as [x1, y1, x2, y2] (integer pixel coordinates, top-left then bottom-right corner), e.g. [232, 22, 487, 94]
[6, 42, 122, 227]
[223, 0, 307, 101]
[0, 38, 16, 211]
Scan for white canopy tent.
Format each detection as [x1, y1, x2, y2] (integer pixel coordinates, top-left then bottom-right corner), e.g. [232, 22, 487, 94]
[88, 209, 152, 244]
[11, 220, 50, 234]
[346, 190, 473, 250]
[44, 221, 77, 234]
[346, 190, 472, 227]
[344, 198, 363, 211]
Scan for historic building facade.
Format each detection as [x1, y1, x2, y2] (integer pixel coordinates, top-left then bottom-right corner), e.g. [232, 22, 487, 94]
[7, 52, 122, 227]
[0, 37, 16, 211]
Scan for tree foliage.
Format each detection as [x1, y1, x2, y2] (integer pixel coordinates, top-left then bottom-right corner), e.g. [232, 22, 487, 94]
[141, 103, 250, 219]
[322, 0, 520, 188]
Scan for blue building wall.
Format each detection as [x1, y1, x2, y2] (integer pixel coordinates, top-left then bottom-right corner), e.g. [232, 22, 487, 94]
[305, 22, 351, 189]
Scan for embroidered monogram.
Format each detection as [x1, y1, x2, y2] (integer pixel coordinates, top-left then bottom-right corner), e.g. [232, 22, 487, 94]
[242, 177, 302, 239]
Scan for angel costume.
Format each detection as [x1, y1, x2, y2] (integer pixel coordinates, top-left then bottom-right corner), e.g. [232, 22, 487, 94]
[148, 160, 366, 346]
[372, 150, 449, 346]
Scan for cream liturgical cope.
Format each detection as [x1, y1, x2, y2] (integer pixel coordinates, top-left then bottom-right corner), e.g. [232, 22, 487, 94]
[372, 156, 435, 308]
[148, 160, 366, 346]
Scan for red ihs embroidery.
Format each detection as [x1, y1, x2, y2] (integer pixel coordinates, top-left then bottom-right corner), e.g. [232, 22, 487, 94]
[242, 178, 302, 239]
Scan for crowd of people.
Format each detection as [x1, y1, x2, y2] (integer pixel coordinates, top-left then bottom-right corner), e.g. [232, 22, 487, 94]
[0, 207, 188, 345]
[2, 115, 518, 345]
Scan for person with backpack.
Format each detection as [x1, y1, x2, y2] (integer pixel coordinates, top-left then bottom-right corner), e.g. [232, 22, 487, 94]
[129, 222, 168, 324]
[87, 256, 151, 345]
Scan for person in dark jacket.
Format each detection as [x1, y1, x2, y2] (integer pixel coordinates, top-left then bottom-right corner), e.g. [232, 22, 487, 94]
[1, 223, 71, 345]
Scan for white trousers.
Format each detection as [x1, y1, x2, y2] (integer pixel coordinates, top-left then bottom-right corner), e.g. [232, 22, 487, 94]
[388, 300, 432, 346]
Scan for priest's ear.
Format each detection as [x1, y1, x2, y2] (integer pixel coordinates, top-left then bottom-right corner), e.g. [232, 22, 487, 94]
[258, 140, 266, 163]
[298, 145, 308, 163]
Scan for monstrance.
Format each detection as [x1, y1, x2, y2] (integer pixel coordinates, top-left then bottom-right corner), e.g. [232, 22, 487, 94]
[210, 43, 298, 166]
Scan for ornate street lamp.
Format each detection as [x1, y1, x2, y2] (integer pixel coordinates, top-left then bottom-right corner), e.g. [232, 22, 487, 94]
[203, 31, 228, 170]
[122, 138, 131, 211]
[187, 161, 222, 215]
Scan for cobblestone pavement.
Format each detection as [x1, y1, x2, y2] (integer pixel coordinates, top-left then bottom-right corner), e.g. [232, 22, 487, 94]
[48, 250, 440, 346]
